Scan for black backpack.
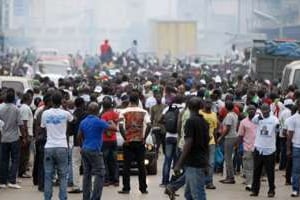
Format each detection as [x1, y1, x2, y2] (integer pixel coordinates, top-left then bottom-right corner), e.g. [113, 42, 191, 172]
[164, 105, 180, 133]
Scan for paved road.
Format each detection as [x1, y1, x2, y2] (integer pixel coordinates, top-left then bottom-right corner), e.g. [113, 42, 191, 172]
[0, 158, 296, 200]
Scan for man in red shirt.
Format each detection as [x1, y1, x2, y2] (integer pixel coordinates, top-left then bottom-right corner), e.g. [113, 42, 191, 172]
[100, 96, 119, 186]
[100, 40, 113, 64]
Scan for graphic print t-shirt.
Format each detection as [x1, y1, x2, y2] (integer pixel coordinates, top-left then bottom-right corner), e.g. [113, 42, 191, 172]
[119, 106, 150, 143]
[41, 108, 73, 148]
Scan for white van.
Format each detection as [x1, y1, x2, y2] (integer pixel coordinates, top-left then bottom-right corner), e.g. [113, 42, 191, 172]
[281, 60, 300, 90]
[0, 76, 33, 93]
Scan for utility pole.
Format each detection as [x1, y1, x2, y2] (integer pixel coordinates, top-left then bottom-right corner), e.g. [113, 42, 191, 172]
[237, 0, 241, 33]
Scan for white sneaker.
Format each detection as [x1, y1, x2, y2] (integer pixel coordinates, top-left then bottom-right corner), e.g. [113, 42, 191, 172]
[0, 184, 7, 189]
[7, 183, 22, 189]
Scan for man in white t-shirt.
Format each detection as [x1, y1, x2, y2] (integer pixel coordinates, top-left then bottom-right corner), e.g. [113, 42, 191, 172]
[18, 93, 33, 178]
[287, 100, 300, 197]
[41, 92, 73, 200]
[251, 104, 279, 198]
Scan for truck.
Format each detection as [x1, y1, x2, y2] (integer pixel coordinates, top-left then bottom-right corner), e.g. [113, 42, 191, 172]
[150, 20, 197, 59]
[250, 40, 300, 81]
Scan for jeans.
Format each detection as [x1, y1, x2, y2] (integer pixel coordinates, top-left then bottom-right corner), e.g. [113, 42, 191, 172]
[44, 147, 68, 200]
[286, 154, 293, 184]
[32, 139, 45, 191]
[72, 146, 81, 189]
[279, 137, 287, 170]
[102, 142, 119, 183]
[243, 151, 254, 186]
[206, 144, 215, 185]
[19, 137, 31, 176]
[252, 149, 275, 194]
[122, 142, 147, 192]
[82, 150, 105, 200]
[152, 128, 166, 155]
[162, 137, 177, 185]
[292, 147, 300, 192]
[0, 140, 20, 184]
[224, 138, 236, 180]
[168, 173, 185, 192]
[185, 167, 207, 200]
[67, 148, 73, 185]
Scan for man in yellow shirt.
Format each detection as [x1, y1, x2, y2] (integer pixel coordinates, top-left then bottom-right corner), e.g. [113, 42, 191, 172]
[200, 98, 218, 189]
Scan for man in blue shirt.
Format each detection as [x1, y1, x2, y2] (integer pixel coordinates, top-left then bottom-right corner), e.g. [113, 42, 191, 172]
[78, 102, 116, 200]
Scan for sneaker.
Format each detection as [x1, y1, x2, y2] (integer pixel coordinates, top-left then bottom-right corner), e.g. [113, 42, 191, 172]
[206, 184, 216, 189]
[0, 184, 7, 189]
[20, 173, 31, 178]
[165, 187, 175, 200]
[68, 188, 82, 194]
[291, 191, 299, 197]
[8, 183, 22, 189]
[267, 191, 275, 198]
[250, 192, 258, 197]
[140, 190, 148, 194]
[118, 190, 130, 194]
[245, 185, 252, 191]
[219, 179, 235, 184]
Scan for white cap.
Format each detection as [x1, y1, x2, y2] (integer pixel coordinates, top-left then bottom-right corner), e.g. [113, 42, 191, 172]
[215, 76, 222, 83]
[94, 86, 102, 93]
[264, 80, 271, 85]
[200, 79, 206, 85]
[284, 99, 294, 106]
[226, 70, 232, 74]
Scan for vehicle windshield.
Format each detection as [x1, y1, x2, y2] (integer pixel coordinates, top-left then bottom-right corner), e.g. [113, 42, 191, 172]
[2, 81, 24, 93]
[38, 63, 68, 75]
[293, 69, 300, 89]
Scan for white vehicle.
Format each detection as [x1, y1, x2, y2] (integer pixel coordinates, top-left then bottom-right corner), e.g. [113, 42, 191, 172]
[0, 76, 33, 94]
[35, 60, 71, 85]
[281, 60, 300, 90]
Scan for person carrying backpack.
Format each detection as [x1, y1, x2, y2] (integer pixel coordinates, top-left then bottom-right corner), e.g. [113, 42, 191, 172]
[160, 96, 183, 187]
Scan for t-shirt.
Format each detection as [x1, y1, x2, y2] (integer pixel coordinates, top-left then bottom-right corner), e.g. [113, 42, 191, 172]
[222, 111, 238, 138]
[184, 113, 209, 168]
[200, 110, 218, 145]
[279, 108, 291, 137]
[119, 106, 151, 143]
[253, 115, 279, 154]
[79, 115, 109, 151]
[145, 96, 157, 109]
[0, 103, 23, 143]
[41, 108, 74, 148]
[101, 110, 119, 143]
[287, 113, 300, 148]
[19, 104, 34, 137]
[238, 117, 257, 152]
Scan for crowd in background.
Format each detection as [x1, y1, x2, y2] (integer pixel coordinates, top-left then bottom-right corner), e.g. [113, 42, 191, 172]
[0, 42, 299, 200]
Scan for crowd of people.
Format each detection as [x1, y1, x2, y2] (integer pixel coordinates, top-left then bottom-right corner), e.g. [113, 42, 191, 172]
[0, 43, 299, 200]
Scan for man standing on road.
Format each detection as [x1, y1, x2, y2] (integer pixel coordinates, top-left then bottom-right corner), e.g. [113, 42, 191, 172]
[41, 92, 74, 200]
[118, 92, 151, 194]
[200, 98, 218, 190]
[237, 105, 257, 191]
[174, 97, 210, 200]
[78, 102, 116, 200]
[218, 100, 239, 184]
[0, 88, 25, 189]
[68, 97, 87, 193]
[250, 104, 279, 198]
[287, 100, 300, 197]
[18, 93, 33, 178]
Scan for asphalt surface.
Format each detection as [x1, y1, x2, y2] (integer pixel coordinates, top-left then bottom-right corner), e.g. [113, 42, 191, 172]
[0, 157, 297, 200]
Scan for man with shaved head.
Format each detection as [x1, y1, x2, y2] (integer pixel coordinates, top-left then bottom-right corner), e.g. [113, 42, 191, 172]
[250, 103, 279, 198]
[78, 102, 116, 200]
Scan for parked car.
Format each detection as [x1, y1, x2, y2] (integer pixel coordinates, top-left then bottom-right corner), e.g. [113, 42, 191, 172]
[0, 76, 33, 94]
